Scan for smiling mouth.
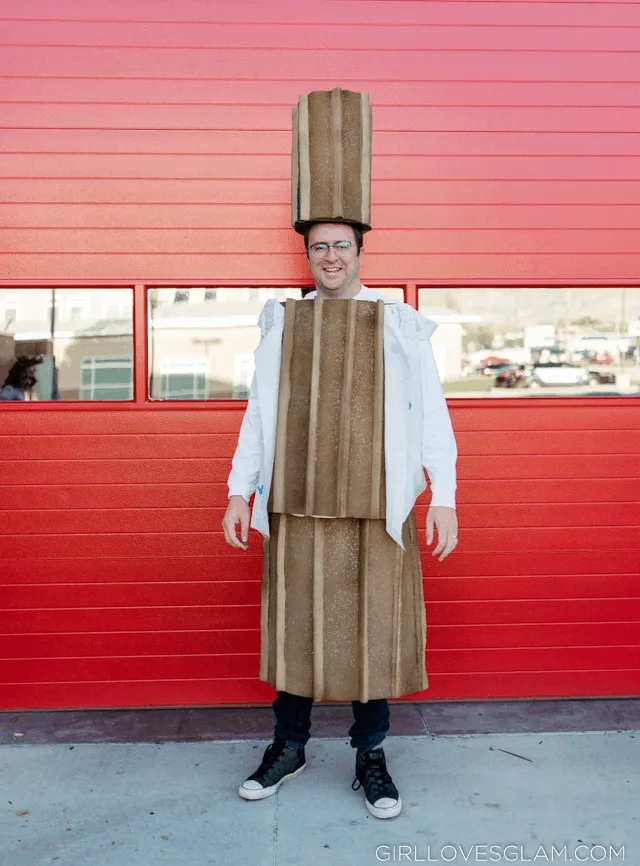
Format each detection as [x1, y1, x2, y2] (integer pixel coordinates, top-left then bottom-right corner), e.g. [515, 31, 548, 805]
[323, 267, 342, 273]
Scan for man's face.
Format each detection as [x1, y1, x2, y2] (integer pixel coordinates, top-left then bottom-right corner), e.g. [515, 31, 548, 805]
[305, 223, 363, 298]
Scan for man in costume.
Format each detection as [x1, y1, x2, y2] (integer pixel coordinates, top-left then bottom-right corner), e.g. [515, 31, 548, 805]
[222, 89, 458, 819]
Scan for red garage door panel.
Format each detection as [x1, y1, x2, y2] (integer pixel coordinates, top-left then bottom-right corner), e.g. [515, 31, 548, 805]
[1, 0, 639, 709]
[5, 255, 638, 283]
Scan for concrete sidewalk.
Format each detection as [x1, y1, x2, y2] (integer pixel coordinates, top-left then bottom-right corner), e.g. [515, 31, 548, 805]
[2, 728, 638, 866]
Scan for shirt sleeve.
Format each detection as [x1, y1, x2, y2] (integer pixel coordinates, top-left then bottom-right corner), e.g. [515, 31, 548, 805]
[420, 337, 458, 509]
[226, 370, 263, 503]
[226, 302, 271, 502]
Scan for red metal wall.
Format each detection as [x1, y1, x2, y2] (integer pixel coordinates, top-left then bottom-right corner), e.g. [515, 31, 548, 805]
[1, 1, 639, 710]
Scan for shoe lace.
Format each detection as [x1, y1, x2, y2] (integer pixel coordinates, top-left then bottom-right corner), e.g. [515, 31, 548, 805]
[257, 741, 298, 776]
[259, 742, 287, 773]
[351, 753, 395, 800]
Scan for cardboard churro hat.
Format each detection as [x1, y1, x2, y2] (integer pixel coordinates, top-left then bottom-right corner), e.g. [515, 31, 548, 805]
[291, 87, 372, 235]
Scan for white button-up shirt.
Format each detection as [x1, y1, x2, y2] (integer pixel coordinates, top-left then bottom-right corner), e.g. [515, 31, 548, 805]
[227, 284, 458, 549]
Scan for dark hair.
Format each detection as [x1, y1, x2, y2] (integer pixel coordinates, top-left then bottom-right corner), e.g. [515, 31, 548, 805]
[304, 222, 364, 253]
[2, 355, 43, 391]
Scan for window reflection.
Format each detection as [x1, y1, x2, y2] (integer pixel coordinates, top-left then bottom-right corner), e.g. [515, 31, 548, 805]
[419, 287, 640, 397]
[373, 287, 405, 304]
[148, 287, 305, 400]
[0, 289, 133, 401]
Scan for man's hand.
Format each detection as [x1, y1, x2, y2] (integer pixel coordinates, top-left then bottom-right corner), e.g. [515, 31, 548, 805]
[222, 495, 251, 551]
[426, 505, 458, 561]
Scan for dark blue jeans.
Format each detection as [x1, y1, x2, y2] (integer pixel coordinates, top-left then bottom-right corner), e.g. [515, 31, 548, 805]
[273, 690, 390, 752]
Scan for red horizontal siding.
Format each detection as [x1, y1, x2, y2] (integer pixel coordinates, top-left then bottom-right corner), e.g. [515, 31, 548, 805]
[3, 179, 637, 206]
[7, 527, 635, 560]
[3, 582, 259, 608]
[1, 504, 639, 536]
[5, 105, 640, 132]
[4, 647, 640, 687]
[1, 455, 638, 488]
[4, 656, 260, 682]
[4, 406, 639, 433]
[0, 632, 261, 658]
[3, 204, 640, 232]
[2, 550, 639, 582]
[3, 45, 639, 80]
[1, 606, 258, 633]
[4, 576, 640, 609]
[4, 81, 640, 109]
[9, 200, 635, 235]
[2, 622, 639, 660]
[1, 0, 639, 709]
[6, 430, 640, 461]
[3, 481, 636, 510]
[5, 19, 639, 51]
[3, 0, 637, 26]
[7, 602, 639, 642]
[4, 228, 640, 254]
[1, 671, 635, 712]
[4, 256, 638, 282]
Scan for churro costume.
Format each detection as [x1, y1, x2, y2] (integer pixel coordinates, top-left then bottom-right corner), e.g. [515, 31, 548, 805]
[258, 89, 428, 703]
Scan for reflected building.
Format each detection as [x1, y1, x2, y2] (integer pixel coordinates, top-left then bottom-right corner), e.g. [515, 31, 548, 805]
[147, 287, 303, 400]
[146, 287, 405, 401]
[0, 289, 133, 401]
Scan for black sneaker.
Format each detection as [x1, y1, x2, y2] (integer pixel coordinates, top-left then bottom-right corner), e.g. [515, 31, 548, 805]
[238, 739, 306, 800]
[351, 747, 402, 818]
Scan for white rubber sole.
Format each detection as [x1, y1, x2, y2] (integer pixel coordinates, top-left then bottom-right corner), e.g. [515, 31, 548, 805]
[365, 795, 403, 819]
[238, 761, 306, 801]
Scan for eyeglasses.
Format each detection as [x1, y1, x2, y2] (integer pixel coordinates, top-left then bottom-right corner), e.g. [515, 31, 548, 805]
[307, 240, 355, 257]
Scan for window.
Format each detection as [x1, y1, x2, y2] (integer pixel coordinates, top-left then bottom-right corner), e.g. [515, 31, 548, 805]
[6, 284, 634, 406]
[233, 354, 255, 399]
[80, 356, 133, 400]
[159, 360, 208, 400]
[373, 287, 405, 304]
[2, 298, 18, 329]
[104, 290, 131, 319]
[419, 287, 640, 398]
[0, 288, 133, 401]
[68, 294, 88, 322]
[148, 287, 303, 400]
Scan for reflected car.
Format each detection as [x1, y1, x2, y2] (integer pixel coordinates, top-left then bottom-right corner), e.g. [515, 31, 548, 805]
[580, 350, 615, 365]
[586, 368, 616, 385]
[480, 355, 511, 366]
[478, 361, 512, 377]
[526, 363, 616, 389]
[493, 363, 532, 388]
